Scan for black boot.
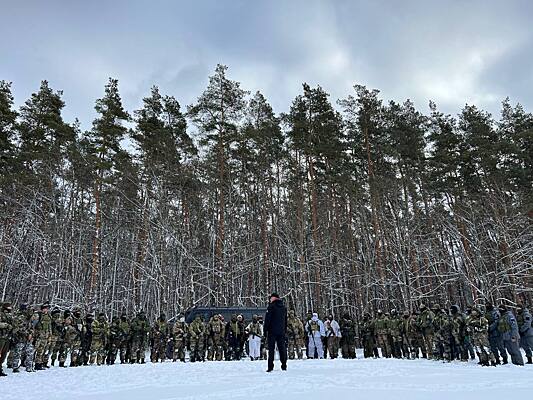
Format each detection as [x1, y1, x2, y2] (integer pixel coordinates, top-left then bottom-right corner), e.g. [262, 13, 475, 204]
[527, 356, 532, 364]
[0, 368, 7, 377]
[59, 361, 66, 368]
[35, 363, 43, 371]
[502, 356, 508, 365]
[12, 367, 20, 373]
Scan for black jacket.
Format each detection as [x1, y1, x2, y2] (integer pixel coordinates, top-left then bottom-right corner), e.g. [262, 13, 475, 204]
[264, 299, 287, 337]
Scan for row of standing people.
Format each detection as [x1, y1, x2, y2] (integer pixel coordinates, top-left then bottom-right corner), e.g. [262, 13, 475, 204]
[1, 300, 532, 377]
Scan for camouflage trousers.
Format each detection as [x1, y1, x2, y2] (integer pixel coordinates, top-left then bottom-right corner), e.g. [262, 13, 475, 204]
[391, 335, 405, 358]
[472, 332, 495, 365]
[151, 338, 167, 362]
[362, 336, 375, 358]
[119, 339, 129, 363]
[48, 336, 62, 365]
[10, 341, 35, 371]
[450, 334, 467, 361]
[107, 340, 120, 364]
[327, 336, 339, 359]
[340, 337, 356, 359]
[407, 334, 425, 358]
[89, 338, 106, 365]
[34, 335, 50, 364]
[190, 336, 205, 362]
[207, 336, 224, 361]
[130, 337, 146, 363]
[173, 338, 186, 361]
[433, 332, 451, 361]
[421, 333, 433, 359]
[376, 333, 391, 358]
[60, 339, 82, 366]
[287, 336, 303, 359]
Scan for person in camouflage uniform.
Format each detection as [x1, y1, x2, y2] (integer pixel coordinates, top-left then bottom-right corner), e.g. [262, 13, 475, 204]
[399, 311, 411, 358]
[417, 304, 434, 359]
[70, 308, 86, 366]
[130, 311, 150, 363]
[286, 309, 304, 360]
[49, 307, 64, 366]
[172, 313, 188, 362]
[388, 309, 404, 358]
[189, 315, 206, 362]
[374, 310, 391, 358]
[207, 314, 225, 361]
[449, 305, 467, 361]
[151, 313, 169, 363]
[118, 313, 131, 364]
[89, 312, 109, 365]
[10, 304, 35, 372]
[462, 307, 477, 360]
[360, 313, 375, 358]
[485, 302, 507, 364]
[339, 312, 356, 359]
[405, 310, 424, 358]
[32, 302, 52, 370]
[245, 315, 263, 361]
[106, 316, 121, 364]
[498, 304, 524, 366]
[466, 307, 496, 366]
[59, 315, 81, 367]
[432, 305, 452, 361]
[516, 304, 533, 364]
[225, 314, 245, 360]
[0, 302, 14, 377]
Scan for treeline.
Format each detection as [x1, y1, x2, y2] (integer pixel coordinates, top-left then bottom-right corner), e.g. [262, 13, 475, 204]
[0, 65, 531, 319]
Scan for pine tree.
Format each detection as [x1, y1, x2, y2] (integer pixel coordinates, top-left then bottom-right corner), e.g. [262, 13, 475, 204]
[88, 78, 130, 294]
[0, 80, 17, 187]
[188, 64, 247, 302]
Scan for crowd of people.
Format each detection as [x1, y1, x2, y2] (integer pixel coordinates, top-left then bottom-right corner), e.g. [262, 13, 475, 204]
[0, 299, 531, 377]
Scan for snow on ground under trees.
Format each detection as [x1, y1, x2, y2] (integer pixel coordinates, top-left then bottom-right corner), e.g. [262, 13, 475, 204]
[2, 350, 533, 400]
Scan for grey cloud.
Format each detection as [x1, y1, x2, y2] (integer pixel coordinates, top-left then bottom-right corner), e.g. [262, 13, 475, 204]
[1, 0, 532, 128]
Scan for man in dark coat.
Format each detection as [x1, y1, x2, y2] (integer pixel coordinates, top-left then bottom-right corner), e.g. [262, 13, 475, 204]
[264, 292, 288, 372]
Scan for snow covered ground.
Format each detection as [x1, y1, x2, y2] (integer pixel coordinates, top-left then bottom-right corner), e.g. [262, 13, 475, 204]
[2, 350, 532, 400]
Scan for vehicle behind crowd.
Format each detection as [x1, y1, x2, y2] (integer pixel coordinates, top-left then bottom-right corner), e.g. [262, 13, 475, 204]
[0, 300, 531, 378]
[184, 306, 267, 324]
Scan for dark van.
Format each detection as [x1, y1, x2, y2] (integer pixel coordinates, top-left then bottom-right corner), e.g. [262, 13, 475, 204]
[184, 306, 267, 324]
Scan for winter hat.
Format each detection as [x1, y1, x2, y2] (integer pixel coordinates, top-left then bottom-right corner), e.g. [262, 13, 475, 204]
[270, 292, 280, 299]
[312, 312, 318, 321]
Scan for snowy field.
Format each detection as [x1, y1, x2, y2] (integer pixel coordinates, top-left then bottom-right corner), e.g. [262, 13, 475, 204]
[2, 350, 533, 400]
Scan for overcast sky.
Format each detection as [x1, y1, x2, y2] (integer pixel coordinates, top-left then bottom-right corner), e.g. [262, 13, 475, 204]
[2, 0, 532, 129]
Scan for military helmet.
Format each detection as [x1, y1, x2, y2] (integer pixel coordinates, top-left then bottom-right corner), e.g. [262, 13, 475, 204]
[41, 302, 51, 310]
[450, 305, 459, 314]
[403, 310, 410, 317]
[2, 301, 12, 311]
[51, 307, 61, 315]
[431, 303, 440, 311]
